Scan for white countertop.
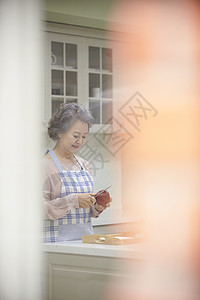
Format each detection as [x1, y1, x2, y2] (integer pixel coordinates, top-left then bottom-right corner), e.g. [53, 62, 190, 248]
[42, 240, 146, 260]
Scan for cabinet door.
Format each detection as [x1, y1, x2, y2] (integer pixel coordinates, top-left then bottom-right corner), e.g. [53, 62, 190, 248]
[87, 42, 113, 127]
[50, 266, 114, 300]
[45, 33, 83, 123]
[43, 253, 139, 300]
[86, 38, 123, 134]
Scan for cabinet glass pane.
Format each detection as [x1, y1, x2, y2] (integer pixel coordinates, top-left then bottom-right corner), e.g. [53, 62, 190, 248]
[65, 44, 77, 69]
[89, 47, 100, 70]
[102, 48, 112, 72]
[51, 42, 63, 66]
[66, 71, 77, 96]
[89, 73, 100, 97]
[52, 70, 64, 95]
[89, 100, 100, 124]
[52, 98, 64, 116]
[102, 74, 112, 98]
[102, 101, 113, 124]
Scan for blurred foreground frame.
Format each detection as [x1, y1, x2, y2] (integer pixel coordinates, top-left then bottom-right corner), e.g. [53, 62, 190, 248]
[0, 0, 43, 299]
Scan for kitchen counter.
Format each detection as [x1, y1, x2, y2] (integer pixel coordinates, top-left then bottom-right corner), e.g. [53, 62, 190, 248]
[42, 239, 146, 260]
[42, 240, 147, 300]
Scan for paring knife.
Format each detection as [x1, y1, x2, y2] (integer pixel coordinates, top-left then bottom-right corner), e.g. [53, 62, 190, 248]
[94, 185, 112, 198]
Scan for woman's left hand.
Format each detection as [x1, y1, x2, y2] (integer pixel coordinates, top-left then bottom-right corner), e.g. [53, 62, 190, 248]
[94, 197, 112, 213]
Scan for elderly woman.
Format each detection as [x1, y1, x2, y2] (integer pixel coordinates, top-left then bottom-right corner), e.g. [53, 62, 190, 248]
[42, 103, 112, 242]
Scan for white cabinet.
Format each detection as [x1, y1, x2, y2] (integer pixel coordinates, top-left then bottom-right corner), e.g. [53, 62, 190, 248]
[43, 26, 122, 133]
[43, 253, 120, 300]
[42, 242, 144, 300]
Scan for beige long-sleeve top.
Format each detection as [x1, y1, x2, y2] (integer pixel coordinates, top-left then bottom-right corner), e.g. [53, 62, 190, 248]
[42, 151, 102, 221]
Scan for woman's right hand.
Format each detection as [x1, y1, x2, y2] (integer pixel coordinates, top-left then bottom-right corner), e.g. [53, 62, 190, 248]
[78, 193, 96, 209]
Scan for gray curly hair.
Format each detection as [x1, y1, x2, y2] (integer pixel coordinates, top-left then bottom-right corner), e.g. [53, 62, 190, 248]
[47, 102, 94, 141]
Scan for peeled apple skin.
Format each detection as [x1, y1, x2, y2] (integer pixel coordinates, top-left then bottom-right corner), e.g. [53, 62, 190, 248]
[95, 190, 111, 206]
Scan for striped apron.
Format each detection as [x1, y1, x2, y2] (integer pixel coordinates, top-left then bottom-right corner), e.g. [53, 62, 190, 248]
[43, 149, 94, 242]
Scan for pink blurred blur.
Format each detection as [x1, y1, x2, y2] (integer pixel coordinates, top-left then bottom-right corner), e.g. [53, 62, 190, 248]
[104, 0, 200, 299]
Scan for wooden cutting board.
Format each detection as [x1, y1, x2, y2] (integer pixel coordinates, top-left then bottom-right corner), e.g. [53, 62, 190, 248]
[82, 231, 143, 245]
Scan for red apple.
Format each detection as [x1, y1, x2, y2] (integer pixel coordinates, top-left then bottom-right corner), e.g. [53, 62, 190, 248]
[95, 190, 111, 207]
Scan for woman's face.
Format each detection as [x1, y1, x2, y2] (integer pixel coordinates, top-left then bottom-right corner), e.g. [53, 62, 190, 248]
[58, 119, 89, 154]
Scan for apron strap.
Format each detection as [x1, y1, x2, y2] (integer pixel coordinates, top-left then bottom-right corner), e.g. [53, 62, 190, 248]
[46, 149, 85, 172]
[73, 154, 84, 170]
[48, 149, 64, 173]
